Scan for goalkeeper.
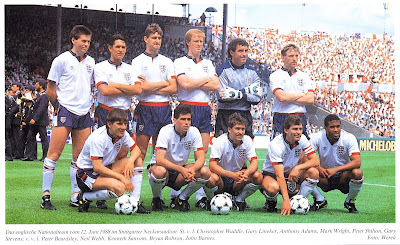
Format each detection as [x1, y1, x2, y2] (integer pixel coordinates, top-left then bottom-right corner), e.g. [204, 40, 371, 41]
[215, 38, 262, 139]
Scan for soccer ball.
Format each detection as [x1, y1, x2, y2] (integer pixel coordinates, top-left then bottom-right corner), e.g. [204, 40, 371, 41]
[210, 194, 233, 215]
[290, 194, 310, 215]
[114, 194, 138, 215]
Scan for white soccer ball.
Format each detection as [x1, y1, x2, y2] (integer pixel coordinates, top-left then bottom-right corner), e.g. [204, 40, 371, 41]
[290, 194, 310, 215]
[210, 194, 233, 215]
[115, 194, 138, 215]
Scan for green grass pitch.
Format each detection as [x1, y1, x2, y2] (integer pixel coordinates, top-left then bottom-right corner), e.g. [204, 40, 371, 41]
[5, 144, 395, 224]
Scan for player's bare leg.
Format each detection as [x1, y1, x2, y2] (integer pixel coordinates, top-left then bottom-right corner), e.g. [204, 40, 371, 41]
[41, 126, 71, 210]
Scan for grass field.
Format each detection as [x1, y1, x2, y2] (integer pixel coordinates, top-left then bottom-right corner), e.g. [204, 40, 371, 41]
[5, 144, 396, 224]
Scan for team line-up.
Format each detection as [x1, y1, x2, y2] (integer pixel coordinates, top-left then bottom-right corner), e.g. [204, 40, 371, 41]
[38, 23, 363, 215]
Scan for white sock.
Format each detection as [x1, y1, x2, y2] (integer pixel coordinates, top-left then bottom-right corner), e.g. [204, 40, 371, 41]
[346, 176, 364, 202]
[299, 178, 319, 198]
[195, 187, 206, 202]
[148, 172, 166, 198]
[311, 186, 326, 202]
[170, 189, 181, 200]
[70, 161, 80, 199]
[42, 158, 57, 193]
[263, 190, 278, 201]
[179, 178, 208, 200]
[129, 167, 143, 200]
[203, 185, 218, 200]
[235, 183, 260, 202]
[83, 190, 118, 201]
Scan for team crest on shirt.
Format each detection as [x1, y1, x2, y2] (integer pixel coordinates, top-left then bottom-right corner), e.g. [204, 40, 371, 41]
[297, 78, 304, 87]
[287, 181, 297, 193]
[337, 146, 345, 155]
[115, 142, 122, 153]
[294, 149, 302, 158]
[159, 65, 166, 73]
[138, 124, 144, 132]
[124, 73, 131, 82]
[246, 77, 251, 86]
[322, 146, 327, 151]
[143, 66, 148, 71]
[184, 141, 192, 150]
[238, 149, 246, 157]
[202, 66, 208, 73]
[86, 64, 93, 73]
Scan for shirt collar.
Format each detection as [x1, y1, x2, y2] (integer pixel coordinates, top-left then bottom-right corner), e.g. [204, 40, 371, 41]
[281, 67, 297, 76]
[186, 54, 202, 64]
[228, 135, 243, 149]
[106, 127, 121, 144]
[144, 51, 158, 58]
[283, 134, 299, 149]
[174, 126, 187, 139]
[229, 60, 245, 70]
[69, 50, 87, 62]
[107, 59, 122, 68]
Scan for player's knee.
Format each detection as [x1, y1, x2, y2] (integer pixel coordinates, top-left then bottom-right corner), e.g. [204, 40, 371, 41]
[199, 166, 211, 179]
[262, 179, 279, 196]
[252, 171, 263, 185]
[112, 182, 126, 197]
[351, 168, 363, 180]
[306, 167, 319, 179]
[150, 165, 167, 179]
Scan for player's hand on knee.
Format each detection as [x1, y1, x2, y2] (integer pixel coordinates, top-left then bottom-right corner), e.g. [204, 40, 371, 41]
[122, 177, 134, 192]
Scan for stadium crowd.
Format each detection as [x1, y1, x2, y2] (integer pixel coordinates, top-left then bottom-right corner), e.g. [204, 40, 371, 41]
[5, 6, 395, 162]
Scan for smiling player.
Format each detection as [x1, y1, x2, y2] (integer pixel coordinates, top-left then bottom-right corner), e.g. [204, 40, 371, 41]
[209, 113, 263, 211]
[262, 115, 320, 215]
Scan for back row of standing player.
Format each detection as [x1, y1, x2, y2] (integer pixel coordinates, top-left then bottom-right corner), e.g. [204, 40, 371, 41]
[41, 24, 363, 215]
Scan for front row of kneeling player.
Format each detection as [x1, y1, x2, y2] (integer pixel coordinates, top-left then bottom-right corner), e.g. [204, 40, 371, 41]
[75, 105, 363, 215]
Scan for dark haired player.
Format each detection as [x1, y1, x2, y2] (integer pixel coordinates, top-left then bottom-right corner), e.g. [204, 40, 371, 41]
[262, 115, 319, 215]
[209, 112, 263, 211]
[148, 104, 217, 212]
[309, 114, 363, 213]
[42, 25, 95, 210]
[94, 34, 148, 213]
[75, 109, 141, 212]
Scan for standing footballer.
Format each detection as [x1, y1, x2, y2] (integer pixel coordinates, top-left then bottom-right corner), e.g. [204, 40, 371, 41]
[42, 25, 95, 210]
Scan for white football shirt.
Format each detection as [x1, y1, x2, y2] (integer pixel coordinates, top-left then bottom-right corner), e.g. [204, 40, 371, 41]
[47, 51, 95, 116]
[263, 134, 315, 174]
[151, 124, 203, 166]
[132, 52, 175, 102]
[309, 129, 360, 169]
[77, 125, 136, 169]
[270, 68, 315, 113]
[209, 133, 257, 173]
[174, 56, 216, 103]
[95, 60, 139, 110]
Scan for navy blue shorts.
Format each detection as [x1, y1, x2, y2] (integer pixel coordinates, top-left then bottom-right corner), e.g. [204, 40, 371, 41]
[135, 102, 172, 137]
[53, 103, 93, 129]
[271, 113, 309, 140]
[180, 102, 213, 133]
[76, 165, 111, 193]
[325, 172, 349, 194]
[95, 105, 134, 136]
[262, 171, 299, 197]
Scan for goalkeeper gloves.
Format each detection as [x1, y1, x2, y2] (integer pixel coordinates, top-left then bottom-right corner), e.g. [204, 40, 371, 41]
[219, 87, 243, 100]
[244, 83, 262, 97]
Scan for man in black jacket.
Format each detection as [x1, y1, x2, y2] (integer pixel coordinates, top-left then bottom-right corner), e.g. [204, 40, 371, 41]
[23, 79, 49, 161]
